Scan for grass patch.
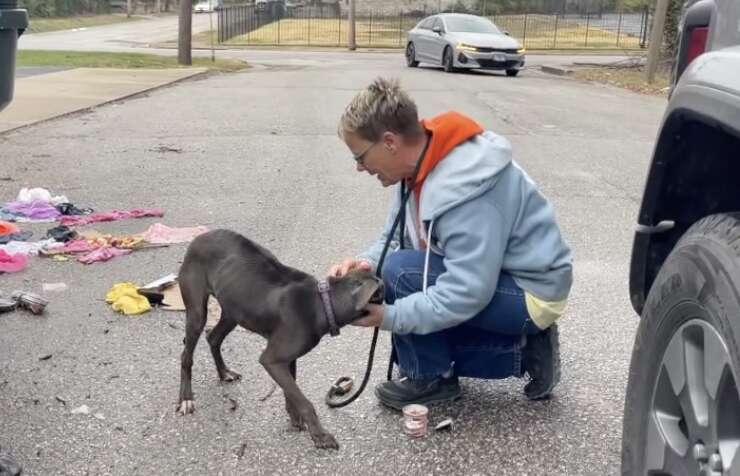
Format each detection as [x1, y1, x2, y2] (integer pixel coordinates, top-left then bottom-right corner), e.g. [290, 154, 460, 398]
[572, 66, 671, 95]
[17, 50, 248, 72]
[27, 14, 144, 34]
[221, 14, 644, 49]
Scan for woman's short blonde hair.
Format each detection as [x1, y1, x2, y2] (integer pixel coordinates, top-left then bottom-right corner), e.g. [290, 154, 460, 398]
[339, 77, 423, 142]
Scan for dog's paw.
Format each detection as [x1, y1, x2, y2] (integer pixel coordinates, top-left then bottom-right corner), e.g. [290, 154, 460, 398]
[312, 432, 339, 450]
[177, 400, 195, 415]
[219, 369, 241, 383]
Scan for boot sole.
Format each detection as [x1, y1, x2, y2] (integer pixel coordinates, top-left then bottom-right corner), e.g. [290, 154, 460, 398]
[526, 324, 561, 400]
[374, 386, 462, 411]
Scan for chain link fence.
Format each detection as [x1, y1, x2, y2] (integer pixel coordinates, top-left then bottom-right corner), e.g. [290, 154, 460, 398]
[218, 2, 650, 49]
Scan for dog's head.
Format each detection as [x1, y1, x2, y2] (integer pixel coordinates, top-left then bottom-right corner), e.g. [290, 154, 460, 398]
[328, 269, 384, 324]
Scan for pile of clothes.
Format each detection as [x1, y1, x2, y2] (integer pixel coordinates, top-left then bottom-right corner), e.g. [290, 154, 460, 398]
[0, 187, 209, 273]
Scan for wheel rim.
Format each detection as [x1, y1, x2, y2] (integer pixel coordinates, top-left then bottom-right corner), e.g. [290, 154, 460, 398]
[406, 44, 415, 64]
[647, 315, 740, 475]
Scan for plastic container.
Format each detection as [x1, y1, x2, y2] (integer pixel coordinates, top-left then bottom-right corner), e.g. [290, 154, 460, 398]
[0, 0, 29, 112]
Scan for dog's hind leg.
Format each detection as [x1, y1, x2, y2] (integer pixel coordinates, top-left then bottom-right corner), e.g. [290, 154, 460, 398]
[206, 311, 241, 382]
[177, 267, 209, 415]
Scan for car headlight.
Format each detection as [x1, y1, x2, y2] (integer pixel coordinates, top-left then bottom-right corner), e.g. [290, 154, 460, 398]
[517, 47, 526, 54]
[457, 43, 478, 52]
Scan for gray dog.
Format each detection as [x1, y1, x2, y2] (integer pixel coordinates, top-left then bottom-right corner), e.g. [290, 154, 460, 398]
[176, 229, 384, 449]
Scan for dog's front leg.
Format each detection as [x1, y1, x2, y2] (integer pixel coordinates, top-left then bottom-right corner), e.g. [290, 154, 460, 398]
[259, 353, 338, 449]
[285, 360, 305, 431]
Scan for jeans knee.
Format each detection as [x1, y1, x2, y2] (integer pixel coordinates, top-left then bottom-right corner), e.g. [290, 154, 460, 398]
[381, 250, 419, 303]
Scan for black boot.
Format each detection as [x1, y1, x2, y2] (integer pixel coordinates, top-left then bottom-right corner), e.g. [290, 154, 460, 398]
[375, 375, 461, 410]
[522, 324, 561, 400]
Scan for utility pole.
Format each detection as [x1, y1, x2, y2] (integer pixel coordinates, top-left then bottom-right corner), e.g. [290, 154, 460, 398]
[178, 0, 193, 65]
[645, 0, 669, 83]
[156, 0, 161, 13]
[126, 0, 132, 17]
[348, 0, 356, 50]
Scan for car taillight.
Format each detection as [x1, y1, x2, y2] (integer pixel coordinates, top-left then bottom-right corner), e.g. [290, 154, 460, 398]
[686, 26, 709, 66]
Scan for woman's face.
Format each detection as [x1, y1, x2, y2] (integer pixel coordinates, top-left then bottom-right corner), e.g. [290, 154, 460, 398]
[343, 130, 408, 187]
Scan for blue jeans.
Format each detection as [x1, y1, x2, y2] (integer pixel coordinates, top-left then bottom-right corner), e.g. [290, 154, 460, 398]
[383, 250, 542, 380]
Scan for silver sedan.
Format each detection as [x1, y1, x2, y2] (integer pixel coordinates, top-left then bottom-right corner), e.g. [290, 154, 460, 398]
[406, 13, 526, 76]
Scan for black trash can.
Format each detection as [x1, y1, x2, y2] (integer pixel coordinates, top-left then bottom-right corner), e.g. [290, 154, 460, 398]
[0, 0, 29, 112]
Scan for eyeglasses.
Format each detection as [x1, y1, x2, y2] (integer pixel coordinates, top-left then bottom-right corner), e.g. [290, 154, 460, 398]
[353, 141, 379, 165]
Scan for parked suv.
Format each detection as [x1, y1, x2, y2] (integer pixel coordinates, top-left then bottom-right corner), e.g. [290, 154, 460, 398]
[622, 0, 740, 474]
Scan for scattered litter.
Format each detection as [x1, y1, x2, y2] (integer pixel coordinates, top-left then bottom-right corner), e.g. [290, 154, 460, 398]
[0, 239, 58, 257]
[434, 418, 453, 432]
[137, 274, 185, 311]
[0, 221, 20, 236]
[0, 298, 17, 313]
[236, 443, 247, 459]
[93, 413, 105, 420]
[77, 246, 132, 265]
[52, 255, 69, 262]
[55, 396, 67, 406]
[138, 274, 185, 310]
[0, 446, 22, 476]
[12, 291, 48, 315]
[140, 223, 208, 245]
[38, 354, 53, 361]
[60, 208, 164, 227]
[71, 405, 90, 415]
[0, 250, 28, 274]
[46, 225, 78, 243]
[227, 396, 238, 412]
[401, 404, 429, 438]
[151, 145, 183, 154]
[54, 203, 93, 216]
[2, 200, 62, 221]
[0, 231, 33, 244]
[16, 187, 68, 206]
[42, 282, 67, 293]
[106, 283, 151, 316]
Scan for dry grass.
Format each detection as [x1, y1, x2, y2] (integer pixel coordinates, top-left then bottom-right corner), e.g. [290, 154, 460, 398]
[27, 14, 143, 34]
[572, 66, 671, 95]
[221, 14, 644, 49]
[18, 50, 248, 72]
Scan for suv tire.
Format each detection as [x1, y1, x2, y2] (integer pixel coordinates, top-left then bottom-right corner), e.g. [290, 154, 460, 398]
[622, 213, 740, 475]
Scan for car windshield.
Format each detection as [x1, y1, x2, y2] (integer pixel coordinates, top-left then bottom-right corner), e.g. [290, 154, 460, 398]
[445, 16, 501, 34]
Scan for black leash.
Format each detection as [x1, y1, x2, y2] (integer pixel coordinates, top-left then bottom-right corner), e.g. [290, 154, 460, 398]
[326, 134, 430, 408]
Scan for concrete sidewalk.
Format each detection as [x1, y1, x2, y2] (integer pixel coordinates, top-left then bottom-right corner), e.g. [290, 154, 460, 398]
[0, 67, 206, 133]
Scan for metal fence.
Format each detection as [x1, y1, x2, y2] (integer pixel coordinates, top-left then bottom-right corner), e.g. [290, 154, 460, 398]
[217, 5, 650, 50]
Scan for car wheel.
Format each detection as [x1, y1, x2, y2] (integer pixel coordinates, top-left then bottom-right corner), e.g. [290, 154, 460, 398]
[443, 47, 456, 73]
[622, 213, 740, 475]
[506, 69, 519, 77]
[406, 42, 419, 68]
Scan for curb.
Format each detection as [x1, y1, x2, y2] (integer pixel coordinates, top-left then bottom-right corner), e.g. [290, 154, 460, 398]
[0, 69, 208, 136]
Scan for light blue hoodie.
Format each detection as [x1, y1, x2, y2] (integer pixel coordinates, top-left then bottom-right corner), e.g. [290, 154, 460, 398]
[358, 130, 573, 335]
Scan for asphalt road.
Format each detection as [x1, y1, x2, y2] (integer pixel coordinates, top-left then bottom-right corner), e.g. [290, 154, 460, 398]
[0, 51, 666, 475]
[19, 13, 215, 51]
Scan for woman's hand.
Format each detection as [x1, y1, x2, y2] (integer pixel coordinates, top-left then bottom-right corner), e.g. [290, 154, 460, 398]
[351, 304, 384, 328]
[328, 258, 372, 277]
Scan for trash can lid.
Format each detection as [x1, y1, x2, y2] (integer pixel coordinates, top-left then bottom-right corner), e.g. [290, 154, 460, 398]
[0, 8, 28, 31]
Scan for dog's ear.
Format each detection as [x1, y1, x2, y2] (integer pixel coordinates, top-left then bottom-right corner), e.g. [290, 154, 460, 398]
[351, 279, 380, 311]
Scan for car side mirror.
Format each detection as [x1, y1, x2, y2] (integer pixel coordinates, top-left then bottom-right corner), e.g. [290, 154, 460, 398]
[433, 26, 443, 34]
